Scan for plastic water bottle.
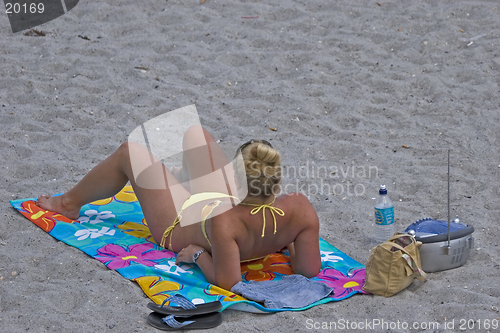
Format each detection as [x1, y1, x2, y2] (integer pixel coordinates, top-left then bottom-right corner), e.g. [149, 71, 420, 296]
[374, 185, 394, 243]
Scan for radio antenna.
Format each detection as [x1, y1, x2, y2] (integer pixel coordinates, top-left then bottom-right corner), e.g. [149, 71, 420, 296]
[447, 149, 451, 253]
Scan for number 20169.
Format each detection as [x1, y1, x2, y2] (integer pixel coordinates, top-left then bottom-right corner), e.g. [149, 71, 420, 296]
[459, 319, 499, 330]
[5, 3, 45, 14]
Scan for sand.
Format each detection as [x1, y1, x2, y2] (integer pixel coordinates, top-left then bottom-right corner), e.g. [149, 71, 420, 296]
[1, 0, 499, 332]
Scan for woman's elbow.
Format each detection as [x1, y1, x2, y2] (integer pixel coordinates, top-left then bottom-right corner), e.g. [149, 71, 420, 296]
[301, 264, 321, 278]
[214, 271, 241, 291]
[294, 257, 321, 278]
[217, 279, 241, 291]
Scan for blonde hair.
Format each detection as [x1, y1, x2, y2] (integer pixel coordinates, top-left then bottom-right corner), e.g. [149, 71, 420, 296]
[239, 141, 281, 199]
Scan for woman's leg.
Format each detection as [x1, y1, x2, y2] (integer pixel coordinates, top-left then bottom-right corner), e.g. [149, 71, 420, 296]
[180, 125, 236, 196]
[37, 126, 236, 247]
[37, 144, 130, 220]
[37, 142, 191, 242]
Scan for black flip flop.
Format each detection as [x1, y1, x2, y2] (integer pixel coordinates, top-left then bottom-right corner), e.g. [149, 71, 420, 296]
[147, 312, 222, 331]
[147, 294, 222, 317]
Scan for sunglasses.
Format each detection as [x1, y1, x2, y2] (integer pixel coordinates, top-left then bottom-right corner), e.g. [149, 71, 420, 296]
[237, 139, 273, 153]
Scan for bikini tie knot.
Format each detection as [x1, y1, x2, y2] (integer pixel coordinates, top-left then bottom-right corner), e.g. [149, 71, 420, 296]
[243, 197, 284, 237]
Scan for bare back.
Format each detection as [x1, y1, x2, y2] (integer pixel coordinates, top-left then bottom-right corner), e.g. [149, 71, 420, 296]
[203, 192, 321, 289]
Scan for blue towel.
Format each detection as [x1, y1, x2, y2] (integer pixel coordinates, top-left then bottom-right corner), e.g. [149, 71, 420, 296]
[231, 274, 334, 309]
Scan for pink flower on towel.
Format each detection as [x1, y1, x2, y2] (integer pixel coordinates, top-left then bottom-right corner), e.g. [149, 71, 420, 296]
[94, 243, 173, 270]
[315, 267, 367, 299]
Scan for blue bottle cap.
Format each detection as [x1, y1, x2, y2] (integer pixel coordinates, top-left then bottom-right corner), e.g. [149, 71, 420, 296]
[379, 184, 387, 195]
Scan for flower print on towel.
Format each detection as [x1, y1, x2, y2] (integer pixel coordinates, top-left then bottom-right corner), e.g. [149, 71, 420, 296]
[95, 243, 173, 270]
[89, 185, 138, 206]
[117, 221, 155, 243]
[77, 210, 115, 224]
[74, 227, 115, 241]
[19, 200, 74, 232]
[320, 251, 344, 263]
[315, 267, 367, 299]
[154, 262, 194, 277]
[241, 253, 293, 282]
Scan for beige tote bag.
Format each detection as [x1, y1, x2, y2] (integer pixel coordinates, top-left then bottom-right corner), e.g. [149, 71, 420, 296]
[363, 233, 427, 297]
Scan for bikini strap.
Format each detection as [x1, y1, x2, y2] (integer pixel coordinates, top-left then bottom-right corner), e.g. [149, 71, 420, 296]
[200, 200, 224, 247]
[181, 192, 239, 210]
[162, 193, 238, 250]
[240, 196, 285, 237]
[160, 215, 182, 250]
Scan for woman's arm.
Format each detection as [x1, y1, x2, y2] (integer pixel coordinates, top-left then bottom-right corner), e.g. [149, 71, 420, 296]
[175, 245, 216, 284]
[286, 242, 297, 269]
[209, 217, 243, 290]
[292, 221, 321, 277]
[289, 194, 321, 277]
[175, 218, 242, 291]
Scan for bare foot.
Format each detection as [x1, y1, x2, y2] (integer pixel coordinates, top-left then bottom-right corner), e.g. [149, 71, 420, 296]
[36, 194, 81, 220]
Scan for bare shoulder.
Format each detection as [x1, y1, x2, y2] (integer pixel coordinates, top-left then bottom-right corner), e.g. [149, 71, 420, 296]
[281, 192, 318, 223]
[282, 192, 311, 205]
[207, 205, 240, 241]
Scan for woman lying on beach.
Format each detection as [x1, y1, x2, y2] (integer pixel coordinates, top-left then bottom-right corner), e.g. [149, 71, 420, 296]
[37, 125, 321, 291]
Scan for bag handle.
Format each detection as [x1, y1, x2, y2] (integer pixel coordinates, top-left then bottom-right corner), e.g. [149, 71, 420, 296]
[387, 241, 427, 282]
[388, 232, 411, 242]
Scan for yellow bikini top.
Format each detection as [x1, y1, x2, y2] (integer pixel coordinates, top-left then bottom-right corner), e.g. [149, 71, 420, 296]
[198, 195, 285, 263]
[181, 192, 238, 211]
[240, 196, 285, 237]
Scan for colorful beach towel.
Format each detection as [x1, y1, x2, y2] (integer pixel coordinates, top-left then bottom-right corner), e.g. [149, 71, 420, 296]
[10, 186, 367, 313]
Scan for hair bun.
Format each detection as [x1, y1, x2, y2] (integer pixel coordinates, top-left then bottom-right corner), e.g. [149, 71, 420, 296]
[241, 142, 281, 198]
